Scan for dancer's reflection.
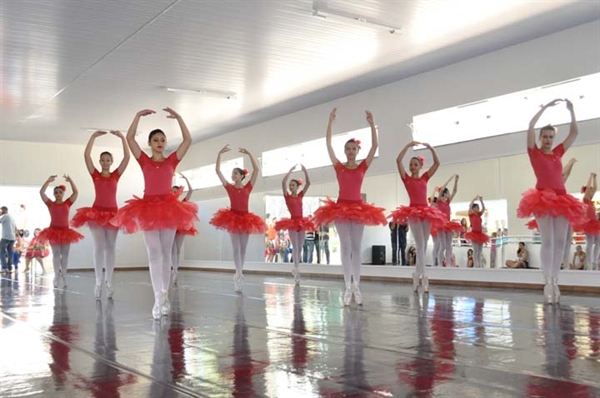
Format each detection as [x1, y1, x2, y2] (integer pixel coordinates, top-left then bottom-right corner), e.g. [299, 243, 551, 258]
[527, 306, 593, 397]
[48, 292, 79, 389]
[589, 308, 600, 359]
[168, 287, 187, 383]
[291, 285, 310, 374]
[231, 296, 256, 398]
[75, 300, 136, 396]
[473, 298, 485, 344]
[149, 320, 175, 398]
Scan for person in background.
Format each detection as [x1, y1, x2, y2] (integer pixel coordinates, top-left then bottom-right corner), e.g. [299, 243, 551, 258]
[506, 242, 530, 269]
[12, 230, 26, 271]
[569, 245, 586, 270]
[303, 229, 315, 264]
[0, 206, 17, 274]
[466, 248, 474, 268]
[407, 246, 417, 267]
[490, 232, 498, 268]
[23, 228, 49, 274]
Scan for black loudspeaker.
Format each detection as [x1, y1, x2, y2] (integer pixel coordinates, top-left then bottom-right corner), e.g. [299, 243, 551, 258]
[372, 245, 386, 265]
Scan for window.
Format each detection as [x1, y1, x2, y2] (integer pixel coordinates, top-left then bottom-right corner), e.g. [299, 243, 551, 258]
[261, 126, 379, 177]
[178, 157, 244, 190]
[412, 73, 600, 147]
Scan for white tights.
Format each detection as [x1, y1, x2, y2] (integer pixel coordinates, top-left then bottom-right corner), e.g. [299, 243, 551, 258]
[50, 244, 70, 275]
[409, 219, 430, 275]
[229, 233, 250, 274]
[536, 215, 570, 279]
[171, 234, 185, 272]
[585, 233, 600, 270]
[335, 221, 364, 288]
[89, 224, 118, 284]
[432, 235, 440, 266]
[437, 231, 453, 268]
[288, 230, 305, 267]
[473, 242, 483, 268]
[143, 229, 176, 296]
[562, 226, 573, 268]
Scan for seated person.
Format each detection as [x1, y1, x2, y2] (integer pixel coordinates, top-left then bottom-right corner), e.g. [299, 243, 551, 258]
[569, 245, 586, 270]
[506, 242, 529, 269]
[467, 249, 474, 268]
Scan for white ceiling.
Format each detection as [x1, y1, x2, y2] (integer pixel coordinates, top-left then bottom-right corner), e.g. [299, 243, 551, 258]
[1, 0, 599, 146]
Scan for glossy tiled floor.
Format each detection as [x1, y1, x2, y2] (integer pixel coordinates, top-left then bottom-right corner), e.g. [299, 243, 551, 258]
[1, 270, 599, 398]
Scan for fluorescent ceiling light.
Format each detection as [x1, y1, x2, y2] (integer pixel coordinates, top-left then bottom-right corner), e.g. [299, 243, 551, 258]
[165, 87, 237, 99]
[312, 7, 402, 34]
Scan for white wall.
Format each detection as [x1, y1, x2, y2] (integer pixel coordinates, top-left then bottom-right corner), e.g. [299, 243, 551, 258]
[0, 140, 148, 268]
[181, 21, 600, 264]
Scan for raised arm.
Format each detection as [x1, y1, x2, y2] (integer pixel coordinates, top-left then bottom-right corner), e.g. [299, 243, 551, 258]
[439, 174, 455, 195]
[449, 175, 459, 202]
[215, 145, 231, 187]
[479, 196, 486, 213]
[240, 148, 260, 187]
[562, 158, 577, 183]
[164, 107, 192, 160]
[363, 110, 378, 167]
[528, 99, 561, 149]
[396, 141, 416, 179]
[469, 195, 477, 214]
[423, 143, 440, 177]
[326, 108, 340, 165]
[110, 130, 131, 175]
[301, 164, 311, 194]
[64, 174, 78, 203]
[84, 130, 106, 174]
[40, 175, 57, 203]
[179, 173, 193, 201]
[584, 172, 597, 201]
[128, 109, 155, 159]
[562, 99, 578, 151]
[282, 165, 295, 195]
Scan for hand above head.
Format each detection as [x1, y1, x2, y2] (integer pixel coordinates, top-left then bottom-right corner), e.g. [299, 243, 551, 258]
[109, 130, 125, 138]
[546, 99, 563, 107]
[219, 144, 231, 154]
[365, 110, 374, 126]
[238, 147, 250, 155]
[329, 107, 337, 122]
[136, 109, 155, 117]
[422, 142, 432, 149]
[47, 175, 58, 183]
[92, 130, 107, 138]
[63, 174, 72, 183]
[565, 99, 574, 112]
[163, 107, 180, 119]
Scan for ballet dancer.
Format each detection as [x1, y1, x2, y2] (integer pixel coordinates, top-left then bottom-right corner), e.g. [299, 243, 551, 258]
[429, 186, 441, 267]
[210, 145, 267, 292]
[312, 108, 387, 305]
[71, 130, 131, 299]
[517, 98, 584, 303]
[171, 172, 199, 286]
[111, 108, 198, 319]
[576, 173, 599, 270]
[389, 141, 446, 292]
[274, 164, 315, 284]
[435, 174, 462, 268]
[38, 175, 84, 289]
[465, 196, 490, 268]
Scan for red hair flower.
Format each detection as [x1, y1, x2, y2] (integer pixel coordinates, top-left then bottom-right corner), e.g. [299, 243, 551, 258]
[353, 138, 361, 149]
[57, 185, 67, 191]
[297, 178, 303, 186]
[243, 168, 249, 175]
[417, 155, 425, 166]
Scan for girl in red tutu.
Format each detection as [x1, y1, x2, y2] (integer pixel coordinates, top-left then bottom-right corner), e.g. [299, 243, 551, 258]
[274, 164, 314, 283]
[435, 174, 462, 271]
[171, 172, 198, 286]
[72, 130, 130, 299]
[429, 186, 442, 267]
[210, 145, 267, 292]
[517, 98, 584, 303]
[465, 195, 490, 268]
[111, 108, 197, 319]
[389, 141, 446, 291]
[312, 108, 387, 306]
[39, 175, 85, 289]
[576, 173, 599, 270]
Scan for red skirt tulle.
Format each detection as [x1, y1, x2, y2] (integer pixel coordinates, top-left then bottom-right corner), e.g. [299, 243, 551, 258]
[176, 226, 199, 236]
[575, 220, 600, 235]
[517, 188, 585, 224]
[388, 205, 446, 228]
[440, 220, 463, 232]
[71, 206, 126, 230]
[312, 198, 387, 226]
[526, 219, 539, 231]
[274, 217, 316, 232]
[209, 209, 268, 234]
[38, 227, 84, 245]
[464, 231, 490, 244]
[110, 194, 199, 234]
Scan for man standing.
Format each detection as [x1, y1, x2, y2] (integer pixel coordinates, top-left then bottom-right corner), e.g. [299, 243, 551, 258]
[303, 230, 315, 264]
[0, 206, 17, 273]
[318, 224, 331, 265]
[389, 222, 409, 265]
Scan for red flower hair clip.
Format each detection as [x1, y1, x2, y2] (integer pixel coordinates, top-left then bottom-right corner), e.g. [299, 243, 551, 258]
[417, 155, 425, 166]
[57, 185, 67, 191]
[297, 178, 303, 186]
[243, 168, 249, 175]
[353, 138, 361, 149]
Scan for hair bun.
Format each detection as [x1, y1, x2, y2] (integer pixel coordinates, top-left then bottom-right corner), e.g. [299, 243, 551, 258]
[57, 185, 67, 191]
[297, 178, 303, 186]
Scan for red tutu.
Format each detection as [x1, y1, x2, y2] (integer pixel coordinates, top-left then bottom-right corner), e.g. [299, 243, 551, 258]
[464, 231, 490, 244]
[210, 209, 267, 234]
[517, 188, 586, 224]
[176, 226, 199, 236]
[575, 220, 600, 235]
[439, 220, 463, 233]
[274, 217, 316, 232]
[38, 227, 84, 245]
[526, 219, 539, 231]
[312, 198, 387, 227]
[388, 205, 446, 228]
[71, 206, 125, 230]
[111, 194, 198, 234]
